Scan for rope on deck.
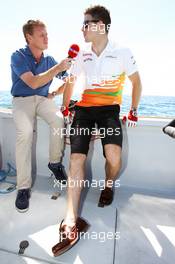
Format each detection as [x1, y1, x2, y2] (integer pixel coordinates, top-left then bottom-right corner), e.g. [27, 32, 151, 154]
[0, 163, 16, 194]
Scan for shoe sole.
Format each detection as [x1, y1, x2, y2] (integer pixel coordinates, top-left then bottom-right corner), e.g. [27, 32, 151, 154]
[53, 223, 90, 257]
[15, 206, 29, 213]
[98, 189, 113, 208]
[98, 198, 113, 207]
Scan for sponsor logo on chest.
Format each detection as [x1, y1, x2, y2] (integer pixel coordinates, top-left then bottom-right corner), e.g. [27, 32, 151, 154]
[83, 53, 93, 62]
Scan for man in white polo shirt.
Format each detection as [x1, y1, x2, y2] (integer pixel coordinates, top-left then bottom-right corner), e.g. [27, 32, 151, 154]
[52, 5, 142, 256]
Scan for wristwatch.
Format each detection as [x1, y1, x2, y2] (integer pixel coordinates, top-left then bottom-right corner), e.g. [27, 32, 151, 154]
[52, 91, 57, 97]
[131, 107, 138, 117]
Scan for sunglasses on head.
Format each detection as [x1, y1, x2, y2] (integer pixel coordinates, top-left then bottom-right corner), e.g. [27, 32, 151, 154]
[83, 20, 99, 28]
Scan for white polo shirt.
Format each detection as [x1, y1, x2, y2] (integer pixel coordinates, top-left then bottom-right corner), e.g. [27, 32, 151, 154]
[70, 41, 138, 107]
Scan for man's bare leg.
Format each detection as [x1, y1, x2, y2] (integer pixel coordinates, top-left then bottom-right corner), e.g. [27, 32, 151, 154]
[64, 153, 86, 230]
[98, 144, 121, 207]
[104, 144, 122, 186]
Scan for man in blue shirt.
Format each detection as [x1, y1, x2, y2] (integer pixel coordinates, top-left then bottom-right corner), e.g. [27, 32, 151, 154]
[11, 19, 72, 213]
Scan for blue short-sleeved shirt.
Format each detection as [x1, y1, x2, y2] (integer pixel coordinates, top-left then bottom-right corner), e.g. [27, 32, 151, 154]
[11, 45, 67, 97]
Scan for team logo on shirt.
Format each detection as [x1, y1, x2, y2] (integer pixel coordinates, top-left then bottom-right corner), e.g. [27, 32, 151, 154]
[105, 55, 118, 59]
[83, 53, 93, 56]
[83, 53, 93, 62]
[83, 58, 93, 62]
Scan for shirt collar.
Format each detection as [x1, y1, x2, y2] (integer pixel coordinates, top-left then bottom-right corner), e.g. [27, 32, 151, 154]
[90, 40, 114, 58]
[24, 45, 33, 56]
[24, 45, 45, 60]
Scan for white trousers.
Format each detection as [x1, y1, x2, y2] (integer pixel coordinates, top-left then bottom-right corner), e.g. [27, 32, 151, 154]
[12, 96, 64, 189]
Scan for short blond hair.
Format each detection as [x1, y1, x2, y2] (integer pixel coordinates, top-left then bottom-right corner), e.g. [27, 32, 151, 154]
[23, 20, 46, 43]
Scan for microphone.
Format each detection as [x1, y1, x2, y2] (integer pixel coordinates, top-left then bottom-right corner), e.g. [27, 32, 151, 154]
[68, 44, 80, 58]
[61, 44, 80, 76]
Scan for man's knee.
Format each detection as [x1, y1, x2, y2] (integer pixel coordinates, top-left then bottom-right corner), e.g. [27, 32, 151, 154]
[50, 116, 64, 130]
[17, 128, 33, 143]
[70, 153, 86, 168]
[106, 155, 121, 168]
[105, 145, 122, 168]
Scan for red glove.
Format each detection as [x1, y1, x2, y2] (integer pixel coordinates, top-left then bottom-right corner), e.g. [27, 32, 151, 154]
[122, 108, 138, 127]
[61, 106, 73, 125]
[128, 108, 138, 127]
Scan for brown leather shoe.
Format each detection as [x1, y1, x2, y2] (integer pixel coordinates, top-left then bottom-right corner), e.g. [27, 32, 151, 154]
[59, 217, 89, 238]
[52, 217, 90, 257]
[98, 187, 113, 207]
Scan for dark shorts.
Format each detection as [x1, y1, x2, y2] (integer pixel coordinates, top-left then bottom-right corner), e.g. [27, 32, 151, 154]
[70, 105, 123, 156]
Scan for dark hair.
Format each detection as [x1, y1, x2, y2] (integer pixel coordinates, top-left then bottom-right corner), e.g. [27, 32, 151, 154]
[23, 20, 46, 43]
[84, 5, 111, 33]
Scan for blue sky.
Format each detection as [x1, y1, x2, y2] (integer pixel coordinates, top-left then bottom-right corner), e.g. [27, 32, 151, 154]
[0, 0, 175, 95]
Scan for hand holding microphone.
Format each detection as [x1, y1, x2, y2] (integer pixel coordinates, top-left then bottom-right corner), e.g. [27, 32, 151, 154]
[58, 58, 73, 72]
[61, 44, 80, 76]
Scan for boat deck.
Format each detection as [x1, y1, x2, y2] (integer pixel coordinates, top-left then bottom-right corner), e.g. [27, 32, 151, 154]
[1, 111, 175, 263]
[0, 175, 175, 264]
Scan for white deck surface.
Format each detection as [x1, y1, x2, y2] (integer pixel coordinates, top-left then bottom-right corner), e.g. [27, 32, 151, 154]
[0, 176, 116, 264]
[116, 188, 175, 264]
[1, 111, 175, 263]
[0, 176, 175, 264]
